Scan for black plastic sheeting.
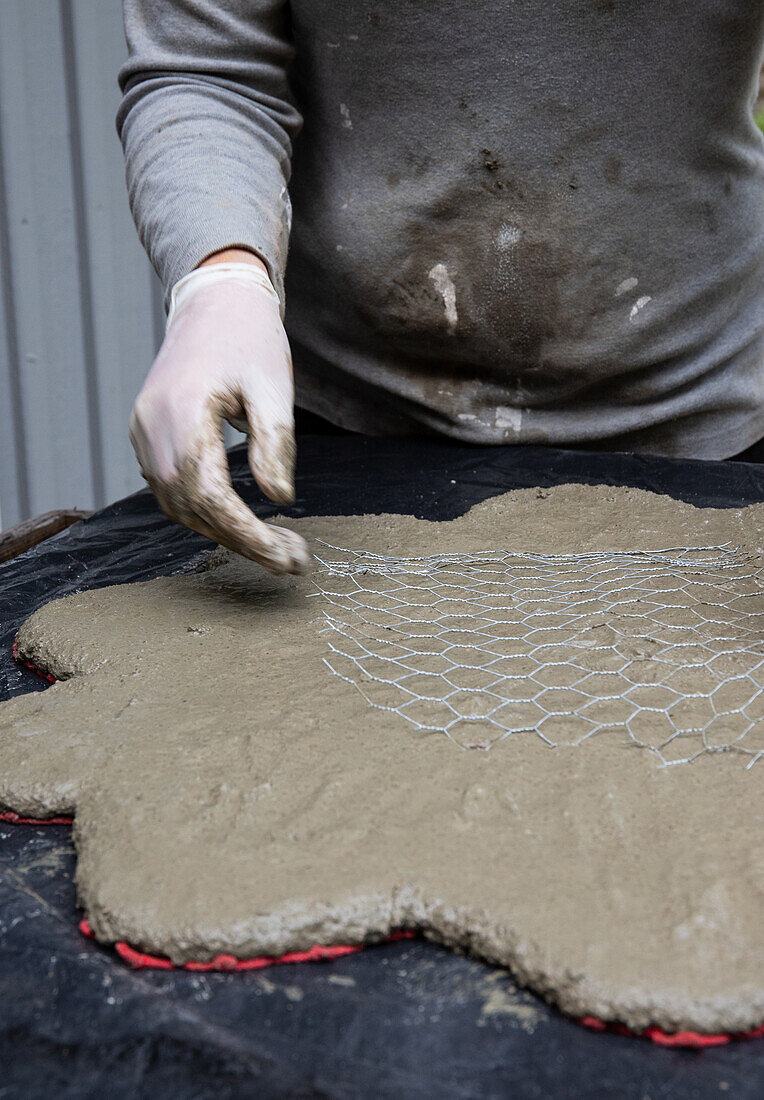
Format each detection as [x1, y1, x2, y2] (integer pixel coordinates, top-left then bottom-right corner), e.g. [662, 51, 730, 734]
[2, 436, 764, 1099]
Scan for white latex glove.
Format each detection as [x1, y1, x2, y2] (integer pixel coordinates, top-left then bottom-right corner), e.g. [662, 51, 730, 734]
[129, 261, 311, 574]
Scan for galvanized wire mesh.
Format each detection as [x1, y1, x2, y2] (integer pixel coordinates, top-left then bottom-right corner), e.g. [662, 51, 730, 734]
[312, 540, 764, 767]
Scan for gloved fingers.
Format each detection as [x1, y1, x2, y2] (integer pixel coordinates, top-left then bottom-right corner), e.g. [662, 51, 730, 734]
[129, 402, 171, 486]
[242, 378, 297, 506]
[193, 487, 310, 576]
[147, 426, 311, 576]
[246, 419, 297, 506]
[151, 475, 311, 576]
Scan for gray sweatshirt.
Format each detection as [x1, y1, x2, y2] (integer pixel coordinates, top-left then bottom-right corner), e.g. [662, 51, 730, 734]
[119, 1, 764, 458]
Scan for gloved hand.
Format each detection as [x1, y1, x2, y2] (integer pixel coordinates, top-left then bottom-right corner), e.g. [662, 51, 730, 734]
[129, 260, 311, 574]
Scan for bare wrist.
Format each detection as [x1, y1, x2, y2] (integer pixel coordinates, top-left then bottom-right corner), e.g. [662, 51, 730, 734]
[198, 247, 269, 275]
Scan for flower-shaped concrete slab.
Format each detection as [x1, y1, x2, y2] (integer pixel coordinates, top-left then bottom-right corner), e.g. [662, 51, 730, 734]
[0, 485, 762, 1034]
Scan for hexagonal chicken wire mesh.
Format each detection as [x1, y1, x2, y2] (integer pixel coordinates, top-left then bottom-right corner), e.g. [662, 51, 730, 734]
[311, 541, 764, 767]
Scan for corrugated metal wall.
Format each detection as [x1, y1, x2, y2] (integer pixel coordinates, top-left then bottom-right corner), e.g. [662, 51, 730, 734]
[0, 0, 164, 529]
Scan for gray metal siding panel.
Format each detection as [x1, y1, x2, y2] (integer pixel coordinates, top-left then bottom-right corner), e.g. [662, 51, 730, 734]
[0, 0, 97, 517]
[0, 0, 161, 528]
[67, 0, 164, 503]
[0, 94, 27, 529]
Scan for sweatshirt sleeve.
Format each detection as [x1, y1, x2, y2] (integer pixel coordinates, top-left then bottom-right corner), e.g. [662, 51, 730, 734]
[118, 0, 301, 309]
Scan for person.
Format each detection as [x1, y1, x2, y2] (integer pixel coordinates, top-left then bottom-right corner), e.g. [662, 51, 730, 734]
[119, 2, 764, 573]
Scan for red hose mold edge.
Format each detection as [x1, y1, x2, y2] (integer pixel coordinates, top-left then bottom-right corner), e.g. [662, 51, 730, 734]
[9, 637, 764, 1047]
[12, 636, 56, 683]
[78, 917, 414, 971]
[76, 917, 764, 1048]
[580, 1014, 764, 1049]
[0, 810, 73, 825]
